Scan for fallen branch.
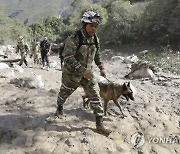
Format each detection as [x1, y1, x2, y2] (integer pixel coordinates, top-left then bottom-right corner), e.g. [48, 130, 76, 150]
[0, 58, 21, 63]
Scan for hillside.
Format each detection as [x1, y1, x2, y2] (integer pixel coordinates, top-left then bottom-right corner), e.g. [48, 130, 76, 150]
[0, 0, 109, 25]
[0, 0, 74, 25]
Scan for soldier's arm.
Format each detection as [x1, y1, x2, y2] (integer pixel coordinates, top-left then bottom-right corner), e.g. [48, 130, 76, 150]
[25, 44, 30, 54]
[16, 45, 19, 53]
[63, 36, 86, 74]
[47, 43, 51, 55]
[94, 41, 104, 70]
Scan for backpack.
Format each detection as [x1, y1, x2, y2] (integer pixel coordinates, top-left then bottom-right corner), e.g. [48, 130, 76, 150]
[59, 30, 99, 66]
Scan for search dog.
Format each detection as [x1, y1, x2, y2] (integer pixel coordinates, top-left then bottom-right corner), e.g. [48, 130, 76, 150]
[82, 81, 135, 118]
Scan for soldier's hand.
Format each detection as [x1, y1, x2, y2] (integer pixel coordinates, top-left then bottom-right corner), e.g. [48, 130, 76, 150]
[100, 69, 106, 77]
[83, 70, 93, 80]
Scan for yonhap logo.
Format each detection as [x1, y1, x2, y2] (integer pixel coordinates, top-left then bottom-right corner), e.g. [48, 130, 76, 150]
[130, 133, 180, 148]
[148, 135, 180, 144]
[130, 132, 145, 148]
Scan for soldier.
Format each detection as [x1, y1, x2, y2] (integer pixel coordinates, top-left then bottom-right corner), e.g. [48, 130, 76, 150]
[31, 41, 41, 64]
[55, 11, 111, 134]
[16, 36, 29, 66]
[58, 42, 64, 69]
[40, 36, 51, 70]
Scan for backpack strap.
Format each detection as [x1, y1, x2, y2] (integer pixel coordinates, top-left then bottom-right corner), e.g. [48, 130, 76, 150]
[75, 30, 99, 51]
[75, 30, 84, 51]
[93, 33, 99, 51]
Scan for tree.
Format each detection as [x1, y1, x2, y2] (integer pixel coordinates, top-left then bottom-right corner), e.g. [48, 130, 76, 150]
[101, 0, 136, 45]
[141, 0, 179, 44]
[0, 7, 29, 45]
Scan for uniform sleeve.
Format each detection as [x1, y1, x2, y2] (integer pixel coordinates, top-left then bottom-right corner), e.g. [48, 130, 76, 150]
[40, 41, 43, 48]
[48, 42, 51, 51]
[63, 36, 86, 74]
[94, 38, 104, 70]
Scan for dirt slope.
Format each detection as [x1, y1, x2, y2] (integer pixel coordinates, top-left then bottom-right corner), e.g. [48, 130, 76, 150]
[0, 54, 180, 154]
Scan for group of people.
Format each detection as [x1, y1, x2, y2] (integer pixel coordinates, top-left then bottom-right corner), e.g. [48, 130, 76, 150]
[17, 11, 111, 135]
[16, 36, 51, 70]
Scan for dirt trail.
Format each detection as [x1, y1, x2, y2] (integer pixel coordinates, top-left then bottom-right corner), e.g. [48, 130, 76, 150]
[0, 54, 180, 154]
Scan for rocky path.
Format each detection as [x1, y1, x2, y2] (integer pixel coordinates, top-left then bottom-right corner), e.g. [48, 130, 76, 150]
[0, 55, 180, 154]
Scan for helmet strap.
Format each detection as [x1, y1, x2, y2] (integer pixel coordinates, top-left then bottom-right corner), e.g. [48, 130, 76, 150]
[83, 26, 91, 37]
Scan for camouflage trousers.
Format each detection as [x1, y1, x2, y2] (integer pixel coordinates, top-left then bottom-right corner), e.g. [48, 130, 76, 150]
[19, 52, 28, 66]
[57, 70, 104, 116]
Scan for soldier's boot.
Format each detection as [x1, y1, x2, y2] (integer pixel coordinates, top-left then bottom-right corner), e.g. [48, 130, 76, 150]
[55, 105, 63, 117]
[42, 62, 45, 69]
[96, 116, 111, 135]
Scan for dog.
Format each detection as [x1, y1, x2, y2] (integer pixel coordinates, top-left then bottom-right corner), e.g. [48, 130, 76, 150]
[82, 81, 135, 117]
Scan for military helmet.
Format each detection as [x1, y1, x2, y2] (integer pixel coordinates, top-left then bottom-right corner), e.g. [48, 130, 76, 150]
[60, 42, 64, 46]
[19, 36, 24, 40]
[18, 36, 24, 43]
[81, 11, 101, 24]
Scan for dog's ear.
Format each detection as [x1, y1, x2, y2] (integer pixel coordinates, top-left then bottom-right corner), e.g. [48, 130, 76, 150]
[127, 82, 130, 87]
[123, 83, 127, 90]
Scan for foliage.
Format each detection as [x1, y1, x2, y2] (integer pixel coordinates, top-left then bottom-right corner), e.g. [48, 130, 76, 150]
[1, 0, 180, 49]
[141, 46, 180, 74]
[0, 8, 29, 45]
[141, 0, 180, 45]
[100, 0, 147, 45]
[29, 16, 67, 43]
[0, 0, 73, 25]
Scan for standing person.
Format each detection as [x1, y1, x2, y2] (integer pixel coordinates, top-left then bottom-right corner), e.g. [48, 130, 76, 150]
[16, 36, 29, 66]
[30, 41, 41, 64]
[55, 11, 111, 134]
[58, 42, 64, 69]
[40, 36, 51, 70]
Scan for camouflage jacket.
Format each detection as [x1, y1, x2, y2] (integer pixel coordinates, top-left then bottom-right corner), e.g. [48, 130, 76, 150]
[16, 42, 29, 54]
[63, 29, 104, 75]
[32, 45, 41, 55]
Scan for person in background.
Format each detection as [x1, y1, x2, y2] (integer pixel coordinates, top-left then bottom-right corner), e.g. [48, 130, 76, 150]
[16, 36, 29, 66]
[30, 41, 41, 64]
[55, 11, 111, 135]
[58, 42, 64, 69]
[40, 36, 51, 70]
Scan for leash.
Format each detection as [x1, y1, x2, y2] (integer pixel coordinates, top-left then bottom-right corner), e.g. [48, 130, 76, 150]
[103, 76, 118, 99]
[103, 76, 112, 83]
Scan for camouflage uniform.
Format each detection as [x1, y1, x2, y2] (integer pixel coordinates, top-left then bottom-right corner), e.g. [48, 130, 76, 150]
[16, 40, 29, 66]
[32, 43, 41, 64]
[57, 29, 104, 116]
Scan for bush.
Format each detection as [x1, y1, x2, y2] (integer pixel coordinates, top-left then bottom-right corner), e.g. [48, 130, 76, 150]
[141, 46, 180, 74]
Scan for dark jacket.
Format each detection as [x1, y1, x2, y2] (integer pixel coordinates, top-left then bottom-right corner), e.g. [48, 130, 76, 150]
[40, 40, 51, 53]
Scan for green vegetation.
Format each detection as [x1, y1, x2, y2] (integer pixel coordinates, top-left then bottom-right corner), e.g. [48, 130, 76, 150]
[0, 0, 180, 74]
[0, 0, 73, 25]
[0, 6, 29, 44]
[141, 46, 180, 75]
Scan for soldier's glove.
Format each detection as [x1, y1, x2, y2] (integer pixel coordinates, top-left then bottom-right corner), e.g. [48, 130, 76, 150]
[100, 69, 106, 77]
[83, 70, 93, 80]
